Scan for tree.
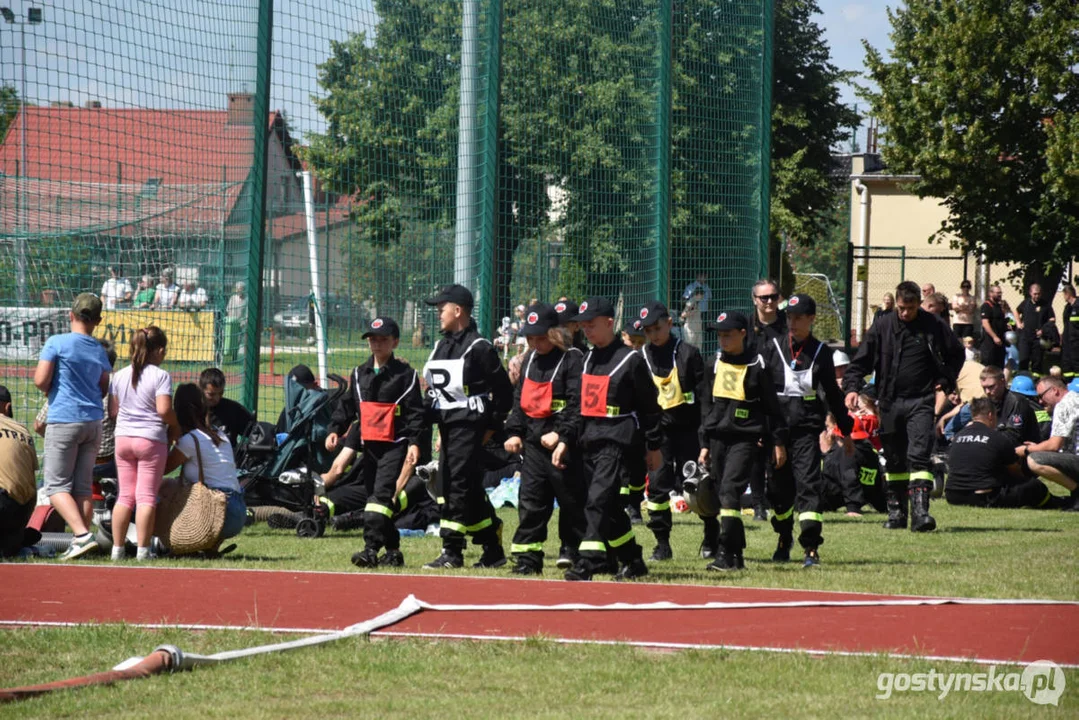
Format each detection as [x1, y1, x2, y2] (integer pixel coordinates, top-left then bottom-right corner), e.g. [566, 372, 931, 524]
[769, 0, 859, 252]
[0, 85, 18, 145]
[862, 0, 1079, 293]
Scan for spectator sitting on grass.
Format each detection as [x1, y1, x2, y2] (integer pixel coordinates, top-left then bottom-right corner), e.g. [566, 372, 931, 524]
[199, 368, 254, 449]
[0, 385, 41, 557]
[945, 396, 1072, 510]
[1015, 376, 1079, 511]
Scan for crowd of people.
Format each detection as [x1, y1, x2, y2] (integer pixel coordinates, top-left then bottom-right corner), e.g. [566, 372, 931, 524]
[2, 274, 1077, 576]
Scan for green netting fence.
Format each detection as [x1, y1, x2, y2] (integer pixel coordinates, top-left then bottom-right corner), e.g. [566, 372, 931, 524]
[0, 0, 772, 428]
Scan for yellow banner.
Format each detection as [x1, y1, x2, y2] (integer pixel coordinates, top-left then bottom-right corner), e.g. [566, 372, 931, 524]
[94, 309, 216, 362]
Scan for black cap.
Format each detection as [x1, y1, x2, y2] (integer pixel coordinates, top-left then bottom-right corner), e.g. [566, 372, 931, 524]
[519, 303, 559, 336]
[637, 301, 670, 328]
[288, 364, 317, 386]
[570, 296, 615, 322]
[713, 310, 748, 331]
[553, 299, 577, 326]
[785, 294, 816, 316]
[424, 284, 474, 310]
[362, 316, 400, 339]
[0, 384, 10, 405]
[623, 320, 645, 338]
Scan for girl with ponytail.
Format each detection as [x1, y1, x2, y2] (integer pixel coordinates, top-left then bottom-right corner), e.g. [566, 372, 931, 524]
[108, 326, 179, 560]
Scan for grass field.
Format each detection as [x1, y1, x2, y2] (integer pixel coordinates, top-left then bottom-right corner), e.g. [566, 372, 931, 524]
[2, 502, 1078, 717]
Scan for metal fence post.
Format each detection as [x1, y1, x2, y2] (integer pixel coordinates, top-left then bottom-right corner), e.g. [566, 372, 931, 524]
[654, 0, 672, 306]
[476, 0, 503, 337]
[241, 0, 274, 414]
[759, 0, 775, 277]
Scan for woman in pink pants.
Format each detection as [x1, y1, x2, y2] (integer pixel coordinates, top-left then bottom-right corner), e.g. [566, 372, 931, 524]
[108, 326, 179, 560]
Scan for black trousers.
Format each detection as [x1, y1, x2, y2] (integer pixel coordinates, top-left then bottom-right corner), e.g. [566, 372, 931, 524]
[0, 491, 34, 557]
[767, 429, 825, 550]
[952, 323, 974, 341]
[1018, 335, 1044, 374]
[945, 480, 1053, 509]
[980, 341, 1005, 371]
[438, 422, 500, 553]
[840, 442, 887, 512]
[323, 462, 369, 517]
[646, 427, 698, 538]
[511, 439, 585, 567]
[880, 394, 936, 491]
[360, 441, 409, 552]
[579, 441, 641, 570]
[621, 431, 646, 505]
[710, 434, 763, 553]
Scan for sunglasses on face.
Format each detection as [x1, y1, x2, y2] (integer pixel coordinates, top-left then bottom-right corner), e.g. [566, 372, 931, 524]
[755, 293, 779, 302]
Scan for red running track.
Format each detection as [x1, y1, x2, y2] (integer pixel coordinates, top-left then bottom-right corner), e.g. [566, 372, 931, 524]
[1, 564, 1076, 666]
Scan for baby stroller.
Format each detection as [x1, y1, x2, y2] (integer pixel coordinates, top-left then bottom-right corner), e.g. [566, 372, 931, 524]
[238, 372, 347, 538]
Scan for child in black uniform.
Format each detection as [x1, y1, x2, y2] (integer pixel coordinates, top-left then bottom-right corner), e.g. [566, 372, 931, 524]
[504, 303, 585, 574]
[699, 311, 787, 571]
[564, 297, 664, 582]
[347, 317, 425, 568]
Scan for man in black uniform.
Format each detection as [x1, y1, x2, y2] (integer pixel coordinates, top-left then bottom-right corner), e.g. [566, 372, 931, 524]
[761, 295, 853, 567]
[746, 278, 787, 521]
[199, 368, 254, 449]
[422, 284, 514, 569]
[979, 284, 1009, 370]
[504, 303, 585, 574]
[946, 397, 1066, 509]
[843, 281, 964, 532]
[564, 297, 664, 582]
[699, 311, 787, 571]
[347, 317, 425, 568]
[979, 364, 1040, 445]
[638, 300, 708, 561]
[1015, 283, 1055, 374]
[1061, 285, 1079, 380]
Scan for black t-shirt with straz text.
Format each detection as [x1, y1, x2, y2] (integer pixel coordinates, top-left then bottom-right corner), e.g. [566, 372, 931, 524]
[946, 420, 1017, 493]
[893, 320, 936, 397]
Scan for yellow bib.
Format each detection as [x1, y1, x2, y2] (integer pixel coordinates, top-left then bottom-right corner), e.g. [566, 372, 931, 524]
[652, 367, 687, 410]
[713, 361, 748, 401]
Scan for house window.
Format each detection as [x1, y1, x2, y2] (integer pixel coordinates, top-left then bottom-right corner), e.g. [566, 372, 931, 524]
[141, 178, 162, 198]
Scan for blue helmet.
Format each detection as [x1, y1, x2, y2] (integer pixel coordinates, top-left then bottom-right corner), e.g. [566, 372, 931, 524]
[1070, 378, 1079, 394]
[1010, 375, 1037, 397]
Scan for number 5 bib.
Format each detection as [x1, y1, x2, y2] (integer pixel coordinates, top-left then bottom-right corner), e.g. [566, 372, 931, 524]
[581, 350, 636, 418]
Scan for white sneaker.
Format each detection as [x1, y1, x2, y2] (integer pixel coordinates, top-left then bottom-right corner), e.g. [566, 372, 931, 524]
[60, 533, 99, 561]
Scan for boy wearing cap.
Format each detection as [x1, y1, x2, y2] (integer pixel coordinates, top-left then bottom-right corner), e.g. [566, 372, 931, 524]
[554, 299, 589, 353]
[563, 297, 664, 582]
[34, 293, 112, 560]
[699, 313, 785, 569]
[422, 284, 514, 569]
[699, 310, 787, 571]
[638, 300, 708, 561]
[503, 303, 585, 574]
[344, 317, 426, 568]
[760, 295, 854, 567]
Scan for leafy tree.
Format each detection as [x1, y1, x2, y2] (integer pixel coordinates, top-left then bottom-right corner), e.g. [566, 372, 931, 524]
[862, 0, 1079, 294]
[0, 85, 18, 145]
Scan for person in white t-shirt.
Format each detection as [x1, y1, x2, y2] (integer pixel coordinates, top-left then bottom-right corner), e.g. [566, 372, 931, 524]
[177, 280, 208, 311]
[153, 269, 180, 309]
[164, 383, 248, 542]
[108, 326, 180, 561]
[100, 266, 133, 310]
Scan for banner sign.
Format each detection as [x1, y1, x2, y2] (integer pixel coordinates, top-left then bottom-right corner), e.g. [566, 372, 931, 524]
[95, 310, 217, 363]
[0, 307, 71, 360]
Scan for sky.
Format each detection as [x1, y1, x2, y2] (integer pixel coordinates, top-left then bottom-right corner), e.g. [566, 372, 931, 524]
[0, 0, 894, 147]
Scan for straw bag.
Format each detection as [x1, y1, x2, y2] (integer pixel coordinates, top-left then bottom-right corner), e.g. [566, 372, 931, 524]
[156, 433, 228, 555]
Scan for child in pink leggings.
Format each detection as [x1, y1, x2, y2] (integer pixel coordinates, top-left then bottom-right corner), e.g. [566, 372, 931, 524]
[108, 327, 179, 560]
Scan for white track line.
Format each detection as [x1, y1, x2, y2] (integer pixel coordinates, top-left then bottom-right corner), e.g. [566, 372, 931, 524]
[368, 629, 1079, 669]
[0, 620, 322, 634]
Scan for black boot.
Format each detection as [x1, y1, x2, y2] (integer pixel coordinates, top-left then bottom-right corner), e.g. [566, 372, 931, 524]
[883, 483, 909, 530]
[910, 486, 937, 532]
[699, 516, 719, 559]
[649, 532, 673, 561]
[772, 534, 792, 562]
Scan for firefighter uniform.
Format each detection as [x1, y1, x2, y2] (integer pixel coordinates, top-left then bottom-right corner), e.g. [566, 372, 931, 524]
[638, 301, 708, 560]
[422, 285, 514, 567]
[504, 303, 585, 573]
[700, 311, 787, 570]
[620, 319, 648, 523]
[564, 297, 664, 581]
[843, 289, 964, 532]
[761, 295, 853, 563]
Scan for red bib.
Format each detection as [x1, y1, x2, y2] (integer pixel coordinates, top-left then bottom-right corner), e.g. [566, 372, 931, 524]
[580, 373, 611, 418]
[521, 377, 555, 418]
[360, 401, 398, 443]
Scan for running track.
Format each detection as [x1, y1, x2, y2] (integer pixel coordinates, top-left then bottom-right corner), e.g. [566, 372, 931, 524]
[1, 565, 1076, 666]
